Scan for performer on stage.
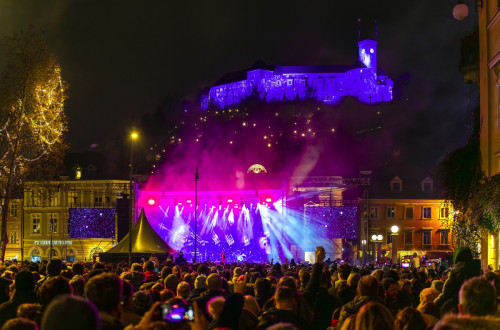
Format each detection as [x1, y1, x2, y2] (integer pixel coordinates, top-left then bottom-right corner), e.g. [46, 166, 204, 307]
[221, 250, 225, 264]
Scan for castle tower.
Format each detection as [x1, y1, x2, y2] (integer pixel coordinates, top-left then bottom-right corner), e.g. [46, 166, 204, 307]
[358, 39, 377, 74]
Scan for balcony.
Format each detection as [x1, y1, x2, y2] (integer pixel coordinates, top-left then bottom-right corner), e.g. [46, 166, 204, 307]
[69, 202, 116, 209]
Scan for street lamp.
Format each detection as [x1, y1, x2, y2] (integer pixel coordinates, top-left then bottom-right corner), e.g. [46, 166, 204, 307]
[391, 225, 399, 265]
[371, 234, 383, 263]
[129, 130, 138, 267]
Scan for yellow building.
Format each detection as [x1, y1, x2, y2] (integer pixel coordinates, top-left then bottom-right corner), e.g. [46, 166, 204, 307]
[4, 199, 22, 260]
[478, 1, 500, 269]
[14, 178, 130, 262]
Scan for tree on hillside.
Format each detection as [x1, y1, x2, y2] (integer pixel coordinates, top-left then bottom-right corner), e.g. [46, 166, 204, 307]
[0, 26, 68, 260]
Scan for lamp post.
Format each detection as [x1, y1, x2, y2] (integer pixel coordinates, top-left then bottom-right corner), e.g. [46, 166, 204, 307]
[371, 234, 383, 263]
[391, 225, 399, 265]
[128, 131, 138, 267]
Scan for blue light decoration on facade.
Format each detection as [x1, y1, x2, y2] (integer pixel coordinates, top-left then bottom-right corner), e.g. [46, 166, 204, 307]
[68, 208, 116, 239]
[201, 39, 393, 110]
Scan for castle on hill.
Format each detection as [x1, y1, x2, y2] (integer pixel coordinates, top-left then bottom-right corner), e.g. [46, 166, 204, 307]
[201, 39, 393, 110]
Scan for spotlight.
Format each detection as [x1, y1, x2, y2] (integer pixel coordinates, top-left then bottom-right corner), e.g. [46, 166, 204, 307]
[178, 202, 182, 205]
[227, 199, 233, 203]
[186, 199, 192, 203]
[147, 198, 156, 206]
[265, 197, 272, 203]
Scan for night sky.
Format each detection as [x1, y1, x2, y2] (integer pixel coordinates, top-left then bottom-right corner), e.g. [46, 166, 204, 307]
[0, 0, 478, 160]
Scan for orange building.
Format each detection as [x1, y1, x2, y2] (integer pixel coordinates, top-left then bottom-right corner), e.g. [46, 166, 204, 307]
[366, 157, 453, 263]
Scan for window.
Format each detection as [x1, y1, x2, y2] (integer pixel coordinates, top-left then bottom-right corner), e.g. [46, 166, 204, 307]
[9, 231, 17, 245]
[9, 203, 17, 217]
[423, 231, 432, 245]
[370, 207, 378, 219]
[386, 232, 393, 244]
[423, 207, 432, 219]
[32, 214, 41, 234]
[387, 207, 395, 219]
[440, 207, 449, 219]
[405, 207, 414, 219]
[421, 176, 433, 192]
[49, 214, 58, 234]
[404, 230, 413, 245]
[94, 197, 103, 207]
[440, 230, 449, 245]
[391, 176, 402, 192]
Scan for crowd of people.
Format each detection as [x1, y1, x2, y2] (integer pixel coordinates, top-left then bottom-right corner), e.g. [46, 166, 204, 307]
[0, 246, 499, 330]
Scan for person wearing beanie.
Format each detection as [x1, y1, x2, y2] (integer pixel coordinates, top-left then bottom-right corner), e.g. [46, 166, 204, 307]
[435, 246, 481, 308]
[0, 270, 37, 328]
[187, 275, 207, 302]
[41, 294, 101, 330]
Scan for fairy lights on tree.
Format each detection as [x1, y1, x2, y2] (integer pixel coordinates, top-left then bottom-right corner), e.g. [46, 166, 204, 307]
[0, 26, 68, 260]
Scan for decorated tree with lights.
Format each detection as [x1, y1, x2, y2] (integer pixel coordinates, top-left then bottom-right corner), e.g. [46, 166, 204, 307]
[0, 27, 68, 260]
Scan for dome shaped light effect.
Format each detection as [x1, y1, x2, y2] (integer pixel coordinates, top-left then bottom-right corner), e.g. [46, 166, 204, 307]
[453, 3, 469, 20]
[247, 164, 268, 174]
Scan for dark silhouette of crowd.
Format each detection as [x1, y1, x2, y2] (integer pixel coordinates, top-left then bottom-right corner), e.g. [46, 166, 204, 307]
[0, 245, 499, 330]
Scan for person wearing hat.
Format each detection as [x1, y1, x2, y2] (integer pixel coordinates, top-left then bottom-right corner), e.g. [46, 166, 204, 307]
[0, 270, 37, 328]
[434, 246, 481, 308]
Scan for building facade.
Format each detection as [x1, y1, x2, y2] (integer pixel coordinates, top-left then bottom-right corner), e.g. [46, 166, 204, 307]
[477, 1, 500, 269]
[366, 158, 453, 264]
[4, 178, 130, 262]
[201, 39, 393, 110]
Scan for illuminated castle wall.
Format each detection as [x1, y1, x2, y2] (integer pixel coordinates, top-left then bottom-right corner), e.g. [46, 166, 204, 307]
[201, 39, 393, 110]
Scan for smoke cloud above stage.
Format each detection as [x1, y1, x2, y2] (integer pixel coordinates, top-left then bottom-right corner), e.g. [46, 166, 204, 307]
[137, 98, 399, 262]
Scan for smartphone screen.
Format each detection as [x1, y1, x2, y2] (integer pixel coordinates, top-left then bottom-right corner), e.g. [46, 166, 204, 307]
[160, 303, 194, 323]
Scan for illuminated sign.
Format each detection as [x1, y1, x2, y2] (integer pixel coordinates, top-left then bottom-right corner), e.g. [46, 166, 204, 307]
[34, 240, 73, 245]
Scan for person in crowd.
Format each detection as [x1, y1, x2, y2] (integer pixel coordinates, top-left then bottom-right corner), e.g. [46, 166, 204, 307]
[193, 273, 227, 320]
[337, 275, 380, 329]
[417, 302, 440, 329]
[187, 275, 207, 302]
[121, 280, 142, 327]
[142, 261, 158, 283]
[355, 301, 394, 330]
[0, 270, 37, 328]
[16, 303, 42, 322]
[69, 275, 85, 296]
[434, 314, 500, 330]
[164, 274, 178, 293]
[298, 270, 310, 293]
[257, 286, 307, 330]
[394, 306, 426, 330]
[1, 317, 37, 330]
[132, 290, 153, 317]
[434, 246, 481, 308]
[176, 281, 191, 300]
[40, 294, 101, 330]
[121, 263, 145, 293]
[85, 272, 124, 330]
[0, 277, 12, 305]
[175, 252, 187, 265]
[35, 258, 62, 294]
[254, 277, 272, 309]
[301, 246, 341, 330]
[333, 263, 351, 294]
[458, 276, 497, 317]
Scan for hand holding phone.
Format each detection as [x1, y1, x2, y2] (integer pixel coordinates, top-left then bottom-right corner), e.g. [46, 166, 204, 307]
[159, 302, 194, 323]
